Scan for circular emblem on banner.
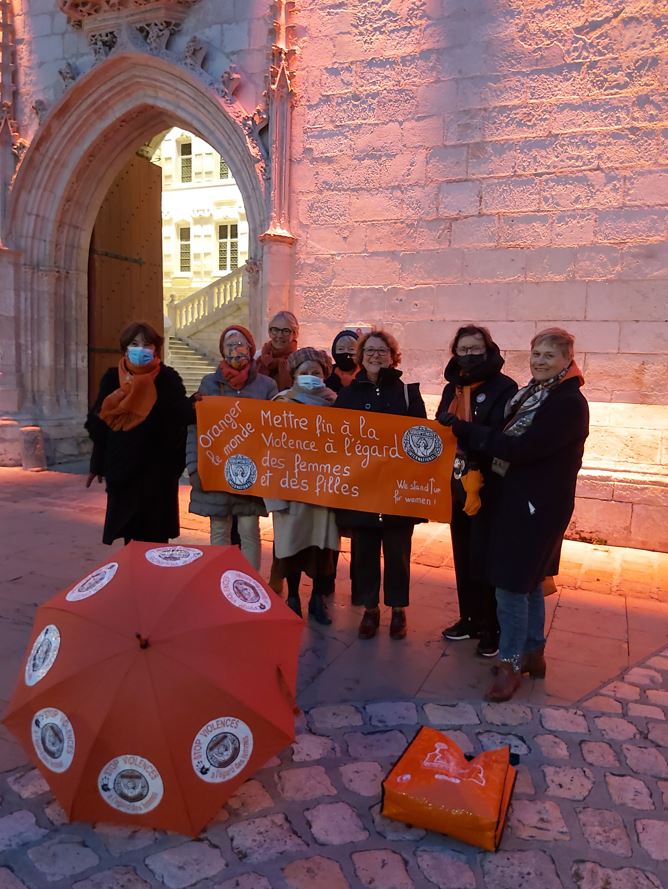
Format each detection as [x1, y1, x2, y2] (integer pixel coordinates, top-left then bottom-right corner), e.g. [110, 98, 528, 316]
[25, 625, 61, 687]
[145, 546, 204, 568]
[32, 708, 75, 773]
[221, 570, 271, 613]
[98, 755, 164, 814]
[401, 425, 444, 464]
[66, 562, 118, 601]
[476, 392, 487, 403]
[224, 454, 257, 491]
[192, 717, 254, 783]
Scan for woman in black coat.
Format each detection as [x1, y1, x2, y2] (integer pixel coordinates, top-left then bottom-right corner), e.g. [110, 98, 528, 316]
[441, 327, 589, 701]
[436, 326, 517, 658]
[85, 321, 195, 545]
[334, 329, 427, 640]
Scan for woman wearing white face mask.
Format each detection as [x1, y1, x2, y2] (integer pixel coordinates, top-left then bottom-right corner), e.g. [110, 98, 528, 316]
[265, 348, 339, 625]
[185, 325, 277, 569]
[85, 320, 195, 545]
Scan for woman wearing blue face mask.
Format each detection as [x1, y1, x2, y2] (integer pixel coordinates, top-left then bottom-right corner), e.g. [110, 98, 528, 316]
[85, 320, 195, 545]
[265, 348, 339, 624]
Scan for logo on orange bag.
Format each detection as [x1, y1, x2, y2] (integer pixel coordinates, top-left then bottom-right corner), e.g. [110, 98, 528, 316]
[422, 742, 486, 786]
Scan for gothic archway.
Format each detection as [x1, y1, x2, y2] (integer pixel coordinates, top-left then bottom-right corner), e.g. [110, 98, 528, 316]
[6, 52, 267, 456]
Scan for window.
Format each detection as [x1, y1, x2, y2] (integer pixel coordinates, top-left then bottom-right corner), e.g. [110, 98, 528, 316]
[218, 223, 239, 272]
[219, 156, 230, 179]
[179, 142, 192, 183]
[179, 227, 191, 272]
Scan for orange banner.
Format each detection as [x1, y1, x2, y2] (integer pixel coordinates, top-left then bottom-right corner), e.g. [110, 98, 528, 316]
[196, 396, 455, 522]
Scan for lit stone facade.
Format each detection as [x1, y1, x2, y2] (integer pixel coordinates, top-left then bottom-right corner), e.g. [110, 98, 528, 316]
[0, 0, 666, 549]
[155, 127, 249, 302]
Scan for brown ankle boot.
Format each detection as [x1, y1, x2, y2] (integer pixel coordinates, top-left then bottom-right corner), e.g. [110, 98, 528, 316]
[485, 661, 522, 702]
[521, 647, 546, 678]
[358, 607, 380, 639]
[389, 608, 407, 639]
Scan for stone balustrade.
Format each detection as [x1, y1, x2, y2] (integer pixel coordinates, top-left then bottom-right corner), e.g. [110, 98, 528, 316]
[168, 265, 246, 338]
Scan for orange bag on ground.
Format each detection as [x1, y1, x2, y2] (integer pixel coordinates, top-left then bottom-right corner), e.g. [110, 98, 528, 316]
[381, 726, 516, 851]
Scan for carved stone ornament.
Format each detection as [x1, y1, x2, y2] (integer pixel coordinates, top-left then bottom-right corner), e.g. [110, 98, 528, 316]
[58, 0, 200, 34]
[219, 64, 242, 100]
[183, 35, 206, 70]
[58, 61, 78, 88]
[88, 29, 117, 60]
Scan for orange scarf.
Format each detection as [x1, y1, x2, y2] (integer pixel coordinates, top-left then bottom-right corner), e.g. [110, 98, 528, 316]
[448, 382, 484, 517]
[99, 357, 160, 432]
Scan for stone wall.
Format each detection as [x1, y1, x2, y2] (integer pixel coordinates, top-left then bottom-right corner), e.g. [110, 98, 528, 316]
[3, 0, 667, 549]
[290, 0, 667, 404]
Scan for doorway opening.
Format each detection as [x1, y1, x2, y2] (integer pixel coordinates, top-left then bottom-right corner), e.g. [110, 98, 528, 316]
[87, 129, 250, 402]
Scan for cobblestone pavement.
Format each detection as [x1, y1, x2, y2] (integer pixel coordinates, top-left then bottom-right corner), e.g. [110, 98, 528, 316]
[1, 468, 668, 887]
[1, 650, 667, 888]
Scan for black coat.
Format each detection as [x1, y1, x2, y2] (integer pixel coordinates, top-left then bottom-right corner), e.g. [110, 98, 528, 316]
[86, 364, 194, 544]
[437, 370, 518, 504]
[455, 377, 589, 594]
[333, 367, 427, 530]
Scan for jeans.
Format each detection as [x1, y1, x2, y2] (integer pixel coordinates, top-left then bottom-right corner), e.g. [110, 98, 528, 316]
[495, 585, 545, 670]
[210, 515, 261, 570]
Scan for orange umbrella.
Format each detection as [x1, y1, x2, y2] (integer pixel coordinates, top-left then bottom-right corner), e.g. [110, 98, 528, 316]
[2, 542, 303, 835]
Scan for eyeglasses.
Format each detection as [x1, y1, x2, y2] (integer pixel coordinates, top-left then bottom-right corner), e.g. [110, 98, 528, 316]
[363, 348, 390, 357]
[269, 326, 293, 336]
[456, 347, 486, 356]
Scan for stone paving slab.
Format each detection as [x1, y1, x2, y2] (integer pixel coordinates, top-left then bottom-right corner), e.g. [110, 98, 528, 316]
[1, 647, 668, 888]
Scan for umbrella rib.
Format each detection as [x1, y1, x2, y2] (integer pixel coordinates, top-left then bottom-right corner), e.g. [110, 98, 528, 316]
[143, 652, 199, 836]
[60, 654, 139, 822]
[37, 603, 134, 644]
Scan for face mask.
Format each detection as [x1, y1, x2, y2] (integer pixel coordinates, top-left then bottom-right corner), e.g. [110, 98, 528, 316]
[297, 374, 325, 391]
[127, 346, 155, 366]
[456, 353, 486, 372]
[225, 353, 250, 370]
[335, 353, 356, 372]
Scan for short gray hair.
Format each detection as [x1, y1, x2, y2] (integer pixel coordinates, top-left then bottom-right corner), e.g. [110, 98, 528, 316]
[531, 327, 575, 360]
[269, 310, 299, 334]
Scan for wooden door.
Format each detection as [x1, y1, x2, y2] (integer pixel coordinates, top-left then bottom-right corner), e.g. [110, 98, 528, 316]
[88, 154, 163, 403]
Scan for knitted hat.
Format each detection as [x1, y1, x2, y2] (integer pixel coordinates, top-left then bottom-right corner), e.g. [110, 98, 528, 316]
[219, 325, 256, 356]
[288, 347, 332, 378]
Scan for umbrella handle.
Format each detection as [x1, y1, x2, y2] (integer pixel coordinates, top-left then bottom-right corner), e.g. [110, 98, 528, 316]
[276, 665, 300, 716]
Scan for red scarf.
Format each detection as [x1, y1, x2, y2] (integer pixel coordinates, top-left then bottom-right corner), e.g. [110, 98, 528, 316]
[218, 359, 252, 391]
[257, 340, 297, 391]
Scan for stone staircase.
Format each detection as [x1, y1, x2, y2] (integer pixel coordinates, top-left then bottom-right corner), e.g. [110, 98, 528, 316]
[168, 337, 218, 395]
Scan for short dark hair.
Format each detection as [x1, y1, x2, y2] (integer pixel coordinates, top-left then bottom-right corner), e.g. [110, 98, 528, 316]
[450, 325, 495, 355]
[119, 321, 164, 356]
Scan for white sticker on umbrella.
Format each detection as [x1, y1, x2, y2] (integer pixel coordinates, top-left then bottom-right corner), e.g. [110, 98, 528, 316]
[220, 570, 271, 613]
[66, 562, 118, 601]
[192, 717, 254, 783]
[32, 707, 75, 773]
[98, 755, 164, 814]
[145, 546, 204, 568]
[25, 625, 61, 687]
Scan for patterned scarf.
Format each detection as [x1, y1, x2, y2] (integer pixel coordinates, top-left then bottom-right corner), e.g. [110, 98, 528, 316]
[492, 361, 584, 475]
[99, 356, 161, 432]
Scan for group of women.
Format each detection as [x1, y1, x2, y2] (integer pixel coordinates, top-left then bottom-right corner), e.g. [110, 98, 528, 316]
[86, 313, 589, 702]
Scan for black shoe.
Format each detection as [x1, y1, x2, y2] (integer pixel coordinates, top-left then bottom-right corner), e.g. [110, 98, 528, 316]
[476, 633, 500, 658]
[442, 619, 478, 641]
[286, 594, 302, 618]
[308, 594, 332, 626]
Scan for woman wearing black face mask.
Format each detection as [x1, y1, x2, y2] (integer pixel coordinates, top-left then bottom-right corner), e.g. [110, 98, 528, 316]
[325, 329, 360, 393]
[436, 326, 517, 657]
